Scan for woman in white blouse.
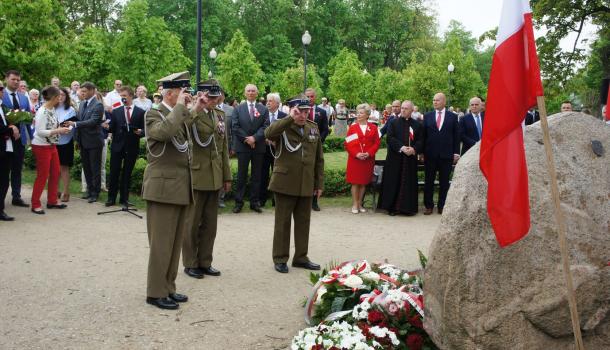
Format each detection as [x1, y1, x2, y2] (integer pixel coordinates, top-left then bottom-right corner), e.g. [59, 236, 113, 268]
[30, 86, 71, 214]
[133, 85, 152, 111]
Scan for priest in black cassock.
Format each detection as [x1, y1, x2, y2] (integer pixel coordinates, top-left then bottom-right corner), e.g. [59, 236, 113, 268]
[380, 100, 423, 216]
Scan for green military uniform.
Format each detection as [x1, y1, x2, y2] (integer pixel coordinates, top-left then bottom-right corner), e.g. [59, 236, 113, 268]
[182, 104, 231, 269]
[143, 73, 196, 299]
[264, 115, 324, 265]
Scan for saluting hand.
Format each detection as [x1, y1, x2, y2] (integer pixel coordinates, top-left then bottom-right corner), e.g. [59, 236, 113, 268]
[176, 88, 191, 106]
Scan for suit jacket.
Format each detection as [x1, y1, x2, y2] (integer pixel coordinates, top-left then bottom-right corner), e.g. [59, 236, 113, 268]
[311, 106, 329, 142]
[109, 105, 145, 154]
[2, 89, 33, 146]
[142, 103, 195, 205]
[459, 113, 484, 154]
[421, 109, 461, 160]
[76, 97, 105, 149]
[231, 101, 270, 154]
[264, 117, 324, 196]
[190, 107, 231, 191]
[0, 104, 14, 157]
[220, 103, 234, 152]
[266, 110, 287, 154]
[524, 110, 539, 125]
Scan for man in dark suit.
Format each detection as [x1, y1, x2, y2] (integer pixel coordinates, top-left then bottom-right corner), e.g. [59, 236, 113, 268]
[260, 93, 287, 207]
[380, 100, 401, 137]
[421, 92, 461, 215]
[66, 82, 105, 203]
[0, 80, 20, 221]
[231, 84, 270, 213]
[2, 70, 33, 207]
[304, 88, 328, 211]
[106, 86, 145, 207]
[524, 108, 540, 125]
[460, 97, 484, 155]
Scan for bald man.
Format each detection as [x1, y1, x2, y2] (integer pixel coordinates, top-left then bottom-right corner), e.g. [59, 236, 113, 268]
[460, 97, 485, 155]
[421, 93, 461, 215]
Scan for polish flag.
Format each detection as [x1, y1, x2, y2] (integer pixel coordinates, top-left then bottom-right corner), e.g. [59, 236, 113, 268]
[409, 126, 414, 141]
[479, 0, 543, 247]
[112, 101, 123, 110]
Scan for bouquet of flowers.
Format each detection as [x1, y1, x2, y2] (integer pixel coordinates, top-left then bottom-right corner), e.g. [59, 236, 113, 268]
[6, 109, 33, 124]
[291, 321, 399, 350]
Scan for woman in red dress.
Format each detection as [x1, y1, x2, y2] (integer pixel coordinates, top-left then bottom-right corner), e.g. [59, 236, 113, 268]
[344, 103, 380, 214]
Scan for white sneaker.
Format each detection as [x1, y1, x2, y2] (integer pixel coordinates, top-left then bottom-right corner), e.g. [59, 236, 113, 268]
[359, 208, 366, 213]
[351, 207, 359, 214]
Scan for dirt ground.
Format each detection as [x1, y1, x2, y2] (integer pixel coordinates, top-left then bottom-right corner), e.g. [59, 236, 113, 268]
[0, 189, 440, 350]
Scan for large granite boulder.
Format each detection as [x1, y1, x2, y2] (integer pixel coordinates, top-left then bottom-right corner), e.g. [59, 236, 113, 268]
[424, 113, 610, 349]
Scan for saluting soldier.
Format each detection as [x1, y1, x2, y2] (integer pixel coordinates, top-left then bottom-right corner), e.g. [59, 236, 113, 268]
[143, 71, 206, 310]
[182, 80, 231, 279]
[264, 95, 324, 274]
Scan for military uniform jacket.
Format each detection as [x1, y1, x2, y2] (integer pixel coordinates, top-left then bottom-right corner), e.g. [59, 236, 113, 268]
[264, 117, 324, 197]
[190, 107, 231, 191]
[142, 103, 194, 205]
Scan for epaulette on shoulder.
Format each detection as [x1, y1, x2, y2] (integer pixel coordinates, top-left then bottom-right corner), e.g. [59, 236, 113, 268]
[214, 106, 225, 115]
[306, 119, 318, 125]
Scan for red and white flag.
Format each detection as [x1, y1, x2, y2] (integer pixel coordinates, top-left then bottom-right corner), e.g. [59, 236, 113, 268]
[112, 101, 123, 110]
[479, 0, 543, 247]
[409, 126, 414, 141]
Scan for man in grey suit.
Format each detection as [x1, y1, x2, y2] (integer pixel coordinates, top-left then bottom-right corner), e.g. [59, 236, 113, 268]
[231, 84, 269, 213]
[66, 82, 104, 203]
[217, 90, 234, 208]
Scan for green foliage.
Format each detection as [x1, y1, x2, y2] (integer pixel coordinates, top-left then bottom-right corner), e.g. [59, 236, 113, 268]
[60, 27, 115, 87]
[111, 0, 191, 91]
[59, 0, 121, 32]
[217, 30, 265, 99]
[370, 68, 407, 107]
[417, 249, 428, 269]
[271, 59, 323, 101]
[328, 49, 371, 107]
[0, 0, 66, 87]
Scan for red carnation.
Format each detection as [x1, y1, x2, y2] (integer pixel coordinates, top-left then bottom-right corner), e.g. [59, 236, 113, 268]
[358, 323, 372, 339]
[406, 333, 424, 350]
[408, 315, 423, 329]
[367, 310, 385, 324]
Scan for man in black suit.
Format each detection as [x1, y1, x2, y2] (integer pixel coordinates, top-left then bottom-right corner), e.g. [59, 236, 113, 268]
[380, 100, 401, 137]
[66, 82, 105, 203]
[260, 92, 287, 207]
[524, 108, 539, 125]
[460, 97, 484, 155]
[304, 88, 328, 211]
[421, 92, 461, 215]
[0, 80, 20, 221]
[106, 86, 145, 207]
[231, 84, 270, 213]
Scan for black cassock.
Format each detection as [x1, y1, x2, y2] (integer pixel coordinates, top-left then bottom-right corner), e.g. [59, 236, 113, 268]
[379, 117, 423, 214]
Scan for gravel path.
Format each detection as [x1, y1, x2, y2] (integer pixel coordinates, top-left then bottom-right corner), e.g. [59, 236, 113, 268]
[0, 189, 440, 349]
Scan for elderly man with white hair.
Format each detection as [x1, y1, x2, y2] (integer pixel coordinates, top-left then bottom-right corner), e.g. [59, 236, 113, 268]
[260, 92, 287, 207]
[459, 96, 485, 155]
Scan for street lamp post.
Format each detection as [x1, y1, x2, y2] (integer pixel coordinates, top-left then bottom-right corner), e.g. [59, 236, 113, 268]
[302, 30, 311, 93]
[447, 62, 455, 108]
[196, 0, 202, 83]
[209, 48, 217, 79]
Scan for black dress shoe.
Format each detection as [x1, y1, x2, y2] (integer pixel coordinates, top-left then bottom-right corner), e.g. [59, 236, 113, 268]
[81, 193, 91, 200]
[292, 261, 321, 270]
[12, 198, 29, 207]
[201, 266, 221, 276]
[146, 297, 179, 310]
[184, 267, 205, 279]
[274, 263, 289, 273]
[388, 210, 397, 216]
[0, 211, 14, 221]
[437, 208, 443, 214]
[88, 196, 98, 203]
[232, 204, 243, 213]
[250, 204, 262, 213]
[168, 293, 188, 303]
[47, 203, 67, 209]
[119, 200, 134, 207]
[105, 200, 116, 207]
[312, 202, 321, 211]
[31, 208, 45, 215]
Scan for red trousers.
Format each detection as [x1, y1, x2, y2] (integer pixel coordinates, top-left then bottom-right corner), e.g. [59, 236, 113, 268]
[31, 145, 60, 209]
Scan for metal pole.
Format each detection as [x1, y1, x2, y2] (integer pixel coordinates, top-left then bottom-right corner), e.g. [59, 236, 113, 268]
[303, 44, 308, 93]
[196, 0, 202, 83]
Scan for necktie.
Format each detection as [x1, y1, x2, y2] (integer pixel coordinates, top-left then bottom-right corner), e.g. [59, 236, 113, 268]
[436, 111, 442, 129]
[249, 103, 255, 120]
[475, 114, 482, 139]
[126, 106, 131, 123]
[310, 108, 315, 121]
[11, 93, 20, 110]
[270, 112, 275, 123]
[83, 100, 89, 111]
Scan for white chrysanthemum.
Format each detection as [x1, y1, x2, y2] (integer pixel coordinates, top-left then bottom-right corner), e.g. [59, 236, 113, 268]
[343, 274, 364, 289]
[360, 271, 380, 282]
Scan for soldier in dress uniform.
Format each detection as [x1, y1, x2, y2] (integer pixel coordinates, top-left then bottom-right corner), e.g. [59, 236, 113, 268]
[182, 79, 231, 279]
[264, 95, 324, 274]
[143, 71, 207, 310]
